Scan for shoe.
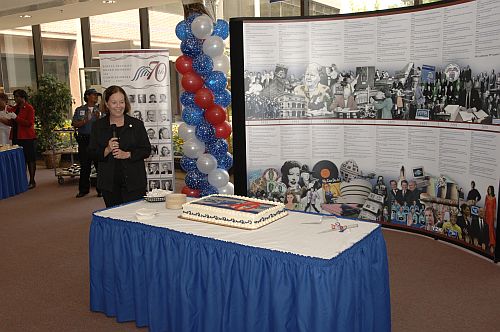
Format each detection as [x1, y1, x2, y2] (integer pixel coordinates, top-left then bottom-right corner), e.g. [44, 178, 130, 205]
[76, 192, 89, 198]
[28, 182, 36, 190]
[97, 192, 102, 197]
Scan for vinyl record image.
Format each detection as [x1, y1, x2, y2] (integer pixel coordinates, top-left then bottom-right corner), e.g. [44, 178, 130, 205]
[312, 160, 339, 181]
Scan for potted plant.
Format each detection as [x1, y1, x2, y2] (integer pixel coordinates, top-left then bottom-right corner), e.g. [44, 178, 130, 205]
[29, 74, 73, 168]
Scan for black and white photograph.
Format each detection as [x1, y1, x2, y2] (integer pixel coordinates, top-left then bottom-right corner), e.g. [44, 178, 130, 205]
[160, 161, 173, 175]
[137, 94, 146, 103]
[146, 127, 156, 140]
[145, 109, 157, 123]
[132, 110, 143, 121]
[159, 144, 171, 158]
[159, 93, 168, 103]
[159, 127, 170, 140]
[161, 179, 173, 191]
[128, 94, 136, 103]
[148, 179, 161, 191]
[147, 162, 160, 175]
[149, 93, 157, 103]
[159, 109, 170, 123]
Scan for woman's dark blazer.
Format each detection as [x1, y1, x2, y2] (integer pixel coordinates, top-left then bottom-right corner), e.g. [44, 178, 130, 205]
[88, 114, 151, 192]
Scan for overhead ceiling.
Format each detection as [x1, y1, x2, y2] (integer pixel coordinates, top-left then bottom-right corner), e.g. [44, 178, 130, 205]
[0, 0, 183, 30]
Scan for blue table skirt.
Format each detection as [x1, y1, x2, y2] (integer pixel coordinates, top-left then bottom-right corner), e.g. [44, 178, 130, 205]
[0, 148, 28, 199]
[90, 215, 391, 332]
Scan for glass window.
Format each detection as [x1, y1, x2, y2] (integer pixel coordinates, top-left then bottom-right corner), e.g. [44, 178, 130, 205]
[90, 9, 141, 62]
[41, 19, 83, 114]
[0, 26, 36, 94]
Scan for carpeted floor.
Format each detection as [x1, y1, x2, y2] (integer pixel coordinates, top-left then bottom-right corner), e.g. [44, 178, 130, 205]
[0, 167, 499, 332]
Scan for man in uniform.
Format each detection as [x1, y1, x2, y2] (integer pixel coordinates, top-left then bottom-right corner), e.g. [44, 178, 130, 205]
[72, 88, 101, 198]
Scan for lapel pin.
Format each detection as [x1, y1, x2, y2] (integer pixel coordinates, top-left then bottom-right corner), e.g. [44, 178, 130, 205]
[129, 124, 133, 128]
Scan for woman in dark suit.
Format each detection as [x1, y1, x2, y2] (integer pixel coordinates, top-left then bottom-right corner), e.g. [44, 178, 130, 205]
[88, 85, 151, 207]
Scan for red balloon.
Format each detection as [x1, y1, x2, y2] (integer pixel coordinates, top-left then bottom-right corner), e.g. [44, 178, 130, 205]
[194, 88, 215, 109]
[181, 72, 204, 93]
[181, 186, 201, 198]
[175, 55, 194, 75]
[214, 121, 232, 139]
[205, 104, 227, 125]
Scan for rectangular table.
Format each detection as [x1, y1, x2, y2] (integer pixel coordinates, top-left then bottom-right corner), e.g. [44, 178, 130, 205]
[0, 147, 28, 199]
[90, 201, 391, 332]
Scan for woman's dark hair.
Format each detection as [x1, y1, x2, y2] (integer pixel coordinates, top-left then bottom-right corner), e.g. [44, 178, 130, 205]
[0, 92, 8, 102]
[280, 160, 301, 187]
[13, 89, 28, 100]
[488, 185, 495, 197]
[101, 85, 131, 114]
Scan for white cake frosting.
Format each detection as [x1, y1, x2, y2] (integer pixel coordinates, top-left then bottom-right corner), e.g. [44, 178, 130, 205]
[181, 194, 288, 230]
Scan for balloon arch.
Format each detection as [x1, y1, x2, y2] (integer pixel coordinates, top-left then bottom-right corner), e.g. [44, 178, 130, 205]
[175, 14, 234, 197]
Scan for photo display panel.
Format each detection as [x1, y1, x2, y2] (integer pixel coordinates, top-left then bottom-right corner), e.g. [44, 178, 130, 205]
[231, 0, 500, 259]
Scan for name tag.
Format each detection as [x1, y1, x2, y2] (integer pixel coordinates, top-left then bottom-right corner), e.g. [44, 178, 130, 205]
[80, 110, 86, 116]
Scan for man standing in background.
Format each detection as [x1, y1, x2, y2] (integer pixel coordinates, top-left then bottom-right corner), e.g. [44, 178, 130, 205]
[72, 88, 101, 198]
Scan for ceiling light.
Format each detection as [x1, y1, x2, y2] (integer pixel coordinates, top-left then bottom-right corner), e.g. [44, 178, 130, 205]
[20, 14, 32, 18]
[102, 0, 116, 3]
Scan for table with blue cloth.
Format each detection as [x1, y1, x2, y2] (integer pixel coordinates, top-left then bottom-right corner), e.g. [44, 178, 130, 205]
[90, 201, 391, 332]
[0, 147, 28, 199]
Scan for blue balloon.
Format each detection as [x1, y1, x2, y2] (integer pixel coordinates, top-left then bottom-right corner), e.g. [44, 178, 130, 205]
[180, 155, 198, 172]
[192, 54, 214, 76]
[216, 152, 233, 171]
[213, 19, 229, 40]
[180, 37, 203, 57]
[195, 121, 216, 143]
[207, 139, 228, 158]
[180, 91, 196, 107]
[214, 89, 231, 108]
[182, 106, 205, 126]
[175, 20, 192, 41]
[201, 184, 219, 196]
[185, 169, 208, 190]
[205, 71, 227, 93]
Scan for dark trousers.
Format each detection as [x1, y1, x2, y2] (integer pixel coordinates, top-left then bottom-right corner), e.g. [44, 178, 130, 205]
[101, 184, 146, 208]
[77, 135, 98, 194]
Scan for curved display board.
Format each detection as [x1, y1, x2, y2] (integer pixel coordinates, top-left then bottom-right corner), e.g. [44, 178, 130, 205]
[230, 0, 500, 260]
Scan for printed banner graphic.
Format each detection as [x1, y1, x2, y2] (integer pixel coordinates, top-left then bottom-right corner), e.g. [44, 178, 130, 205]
[239, 0, 499, 258]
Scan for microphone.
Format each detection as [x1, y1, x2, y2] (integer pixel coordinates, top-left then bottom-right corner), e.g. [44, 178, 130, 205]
[111, 124, 117, 139]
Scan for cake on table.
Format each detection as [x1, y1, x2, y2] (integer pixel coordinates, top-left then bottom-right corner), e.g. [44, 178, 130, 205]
[181, 194, 288, 230]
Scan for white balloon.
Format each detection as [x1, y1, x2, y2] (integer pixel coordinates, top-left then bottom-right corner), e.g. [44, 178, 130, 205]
[203, 36, 225, 58]
[178, 122, 196, 141]
[183, 138, 206, 159]
[191, 15, 214, 39]
[208, 168, 229, 188]
[218, 182, 234, 195]
[212, 54, 230, 74]
[196, 153, 218, 174]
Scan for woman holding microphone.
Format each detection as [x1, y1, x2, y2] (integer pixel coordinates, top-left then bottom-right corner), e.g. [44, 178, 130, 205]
[88, 85, 151, 207]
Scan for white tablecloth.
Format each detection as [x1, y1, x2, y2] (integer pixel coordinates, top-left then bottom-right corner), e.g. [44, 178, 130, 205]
[95, 200, 379, 260]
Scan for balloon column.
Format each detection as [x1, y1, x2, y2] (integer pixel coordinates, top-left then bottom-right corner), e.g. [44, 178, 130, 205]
[175, 14, 234, 197]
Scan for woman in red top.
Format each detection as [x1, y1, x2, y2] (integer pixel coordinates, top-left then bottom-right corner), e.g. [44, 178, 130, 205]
[484, 185, 496, 253]
[0, 89, 37, 188]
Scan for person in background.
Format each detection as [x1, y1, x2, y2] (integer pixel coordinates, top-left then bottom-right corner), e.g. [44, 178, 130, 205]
[0, 89, 37, 189]
[484, 185, 496, 253]
[442, 212, 462, 240]
[0, 93, 12, 145]
[466, 181, 481, 204]
[371, 90, 393, 119]
[88, 85, 151, 208]
[72, 88, 102, 198]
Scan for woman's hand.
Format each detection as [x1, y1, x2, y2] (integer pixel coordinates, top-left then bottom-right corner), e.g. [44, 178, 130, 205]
[112, 148, 131, 159]
[108, 137, 119, 151]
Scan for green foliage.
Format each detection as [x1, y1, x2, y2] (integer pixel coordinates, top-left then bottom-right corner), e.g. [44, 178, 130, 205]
[29, 74, 73, 152]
